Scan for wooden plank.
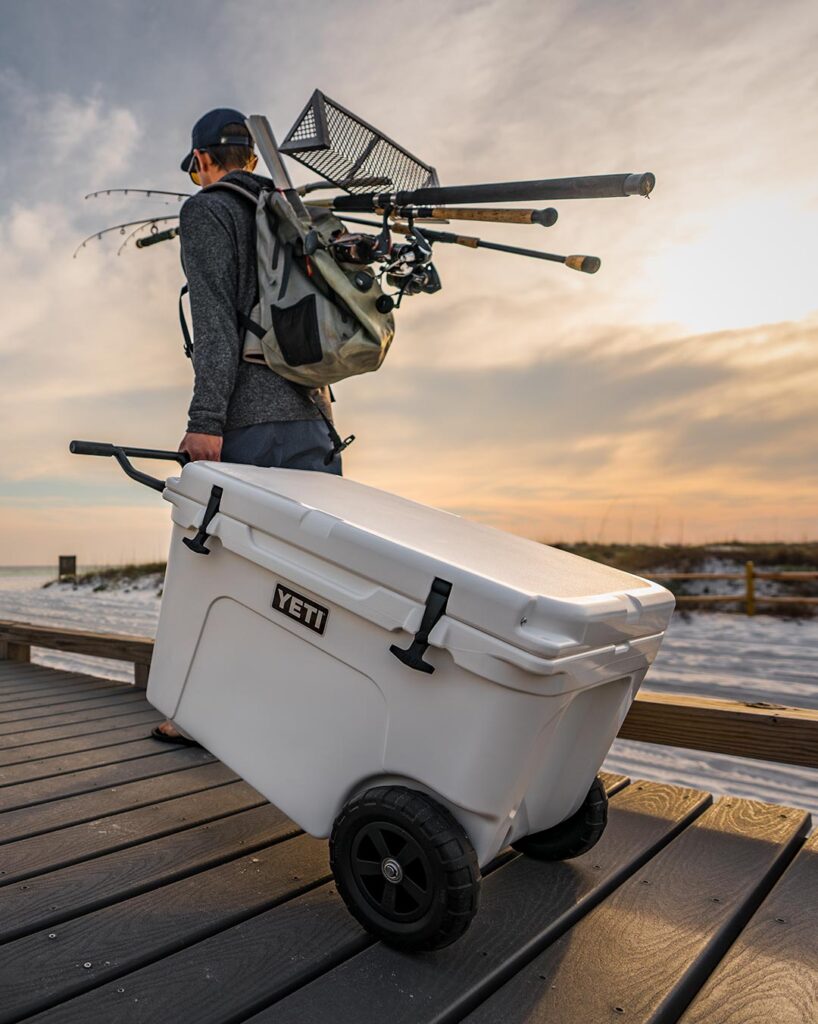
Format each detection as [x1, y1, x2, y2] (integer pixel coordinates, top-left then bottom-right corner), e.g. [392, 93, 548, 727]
[0, 832, 328, 1022]
[0, 780, 266, 885]
[0, 746, 214, 813]
[461, 797, 810, 1024]
[679, 830, 818, 1024]
[0, 707, 163, 752]
[262, 782, 709, 1024]
[17, 884, 369, 1024]
[0, 759, 237, 845]
[0, 664, 100, 688]
[0, 682, 133, 717]
[0, 694, 149, 737]
[0, 675, 124, 700]
[24, 774, 630, 1023]
[755, 571, 818, 581]
[0, 691, 147, 729]
[0, 721, 170, 767]
[0, 670, 104, 695]
[0, 619, 153, 665]
[0, 737, 190, 789]
[619, 691, 818, 769]
[0, 803, 296, 942]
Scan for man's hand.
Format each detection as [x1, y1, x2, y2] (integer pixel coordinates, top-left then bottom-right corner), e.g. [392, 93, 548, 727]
[179, 432, 222, 462]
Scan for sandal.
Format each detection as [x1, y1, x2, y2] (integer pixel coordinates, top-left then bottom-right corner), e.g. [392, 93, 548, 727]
[150, 726, 202, 748]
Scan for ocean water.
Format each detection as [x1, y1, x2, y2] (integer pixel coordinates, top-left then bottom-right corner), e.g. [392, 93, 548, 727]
[1, 566, 816, 817]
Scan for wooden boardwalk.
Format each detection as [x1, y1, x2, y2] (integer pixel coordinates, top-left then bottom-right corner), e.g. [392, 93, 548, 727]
[0, 661, 815, 1024]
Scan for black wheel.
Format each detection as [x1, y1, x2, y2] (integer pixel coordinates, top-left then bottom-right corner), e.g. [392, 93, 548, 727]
[512, 775, 608, 861]
[330, 785, 480, 951]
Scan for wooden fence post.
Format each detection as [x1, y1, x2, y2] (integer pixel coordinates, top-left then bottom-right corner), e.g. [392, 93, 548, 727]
[0, 639, 31, 662]
[133, 661, 150, 690]
[745, 561, 756, 616]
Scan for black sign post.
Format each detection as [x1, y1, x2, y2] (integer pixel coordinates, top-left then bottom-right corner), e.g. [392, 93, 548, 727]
[58, 555, 77, 582]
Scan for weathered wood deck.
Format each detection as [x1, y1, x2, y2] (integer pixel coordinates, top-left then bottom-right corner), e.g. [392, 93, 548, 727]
[0, 661, 815, 1024]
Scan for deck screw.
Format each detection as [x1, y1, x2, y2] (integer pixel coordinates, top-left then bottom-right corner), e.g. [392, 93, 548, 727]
[712, 897, 721, 903]
[614, 1008, 625, 1015]
[83, 962, 92, 969]
[775, 917, 786, 923]
[48, 933, 57, 939]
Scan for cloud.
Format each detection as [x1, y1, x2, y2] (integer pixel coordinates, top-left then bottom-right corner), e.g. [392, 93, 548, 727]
[1, 1, 818, 561]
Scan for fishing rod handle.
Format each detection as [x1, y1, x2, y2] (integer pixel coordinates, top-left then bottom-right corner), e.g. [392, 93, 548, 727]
[69, 441, 189, 493]
[565, 255, 602, 274]
[396, 206, 559, 227]
[387, 221, 480, 248]
[333, 172, 655, 211]
[136, 227, 179, 248]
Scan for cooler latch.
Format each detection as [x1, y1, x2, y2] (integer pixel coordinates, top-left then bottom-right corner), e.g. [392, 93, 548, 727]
[182, 485, 223, 555]
[390, 577, 452, 674]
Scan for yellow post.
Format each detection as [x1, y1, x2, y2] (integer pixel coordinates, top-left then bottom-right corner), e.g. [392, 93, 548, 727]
[745, 561, 756, 616]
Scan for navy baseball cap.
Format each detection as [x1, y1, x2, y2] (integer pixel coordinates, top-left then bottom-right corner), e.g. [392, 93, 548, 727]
[180, 108, 251, 172]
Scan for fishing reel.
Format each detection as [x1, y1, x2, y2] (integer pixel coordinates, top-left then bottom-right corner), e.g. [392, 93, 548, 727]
[327, 232, 382, 266]
[380, 224, 442, 307]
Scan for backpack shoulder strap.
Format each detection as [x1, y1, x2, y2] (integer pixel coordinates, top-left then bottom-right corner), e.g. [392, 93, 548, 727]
[201, 180, 261, 204]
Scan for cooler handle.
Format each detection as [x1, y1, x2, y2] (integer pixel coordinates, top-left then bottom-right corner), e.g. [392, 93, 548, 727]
[69, 440, 189, 493]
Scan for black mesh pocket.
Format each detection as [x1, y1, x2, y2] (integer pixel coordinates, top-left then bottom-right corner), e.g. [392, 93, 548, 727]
[271, 295, 323, 366]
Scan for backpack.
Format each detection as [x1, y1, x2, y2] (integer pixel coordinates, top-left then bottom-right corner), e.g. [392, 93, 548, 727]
[206, 180, 395, 388]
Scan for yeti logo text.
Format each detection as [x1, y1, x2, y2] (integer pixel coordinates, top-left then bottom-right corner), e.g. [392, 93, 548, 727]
[273, 583, 329, 636]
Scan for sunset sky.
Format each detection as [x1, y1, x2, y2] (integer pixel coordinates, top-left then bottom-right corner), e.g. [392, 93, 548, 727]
[1, 0, 817, 565]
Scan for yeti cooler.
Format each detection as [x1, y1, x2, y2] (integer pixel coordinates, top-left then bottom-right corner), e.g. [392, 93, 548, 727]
[144, 461, 674, 949]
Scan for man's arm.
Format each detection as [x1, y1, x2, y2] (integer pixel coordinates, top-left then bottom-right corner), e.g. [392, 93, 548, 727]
[179, 197, 242, 458]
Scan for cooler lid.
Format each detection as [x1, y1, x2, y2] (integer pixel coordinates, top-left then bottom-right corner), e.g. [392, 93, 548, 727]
[165, 462, 673, 659]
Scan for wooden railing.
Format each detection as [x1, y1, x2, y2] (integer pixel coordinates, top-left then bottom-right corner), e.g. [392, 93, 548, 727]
[1, 620, 817, 769]
[0, 620, 153, 689]
[649, 562, 818, 615]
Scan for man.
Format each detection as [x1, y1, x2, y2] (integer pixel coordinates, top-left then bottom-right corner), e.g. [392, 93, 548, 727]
[152, 107, 341, 745]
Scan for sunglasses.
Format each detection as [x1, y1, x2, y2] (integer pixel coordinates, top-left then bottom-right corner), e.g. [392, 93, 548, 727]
[188, 151, 258, 187]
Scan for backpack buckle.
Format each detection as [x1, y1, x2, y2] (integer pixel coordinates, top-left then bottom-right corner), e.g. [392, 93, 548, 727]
[324, 434, 355, 465]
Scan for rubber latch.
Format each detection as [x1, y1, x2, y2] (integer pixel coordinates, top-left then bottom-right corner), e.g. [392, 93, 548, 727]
[390, 577, 452, 674]
[182, 485, 223, 555]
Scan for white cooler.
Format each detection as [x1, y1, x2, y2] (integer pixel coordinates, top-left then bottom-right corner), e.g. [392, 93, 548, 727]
[147, 461, 674, 948]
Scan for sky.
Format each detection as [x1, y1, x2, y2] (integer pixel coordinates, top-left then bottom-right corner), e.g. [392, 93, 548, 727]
[0, 0, 817, 565]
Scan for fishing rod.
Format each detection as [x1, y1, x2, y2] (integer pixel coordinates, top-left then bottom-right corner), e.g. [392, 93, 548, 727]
[339, 215, 601, 274]
[307, 199, 559, 228]
[297, 176, 391, 196]
[85, 188, 191, 202]
[329, 172, 654, 213]
[72, 216, 181, 258]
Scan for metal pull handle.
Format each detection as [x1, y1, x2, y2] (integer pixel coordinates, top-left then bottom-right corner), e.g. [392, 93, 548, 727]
[69, 440, 189, 492]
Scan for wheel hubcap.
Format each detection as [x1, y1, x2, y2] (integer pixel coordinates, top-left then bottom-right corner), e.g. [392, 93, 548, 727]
[350, 820, 435, 921]
[381, 857, 403, 883]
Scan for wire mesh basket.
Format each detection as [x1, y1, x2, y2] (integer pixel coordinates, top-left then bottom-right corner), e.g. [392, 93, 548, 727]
[280, 90, 439, 195]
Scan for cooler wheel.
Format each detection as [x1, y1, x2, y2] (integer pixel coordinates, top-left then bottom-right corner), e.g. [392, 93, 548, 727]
[512, 775, 608, 860]
[330, 785, 481, 951]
